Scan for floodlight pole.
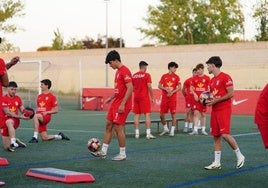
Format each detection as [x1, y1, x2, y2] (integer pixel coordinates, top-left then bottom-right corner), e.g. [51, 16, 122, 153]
[120, 0, 122, 48]
[105, 0, 109, 87]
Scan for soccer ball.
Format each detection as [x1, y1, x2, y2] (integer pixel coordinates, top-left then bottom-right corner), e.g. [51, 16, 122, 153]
[199, 91, 213, 105]
[23, 107, 35, 119]
[87, 138, 101, 152]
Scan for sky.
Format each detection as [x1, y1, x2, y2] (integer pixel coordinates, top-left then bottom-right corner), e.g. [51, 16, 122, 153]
[4, 0, 258, 52]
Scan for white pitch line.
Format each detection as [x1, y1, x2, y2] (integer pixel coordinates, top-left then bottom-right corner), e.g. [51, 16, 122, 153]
[19, 127, 103, 134]
[233, 132, 260, 137]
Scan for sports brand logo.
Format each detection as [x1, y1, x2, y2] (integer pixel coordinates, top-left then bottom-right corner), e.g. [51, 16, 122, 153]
[232, 99, 248, 106]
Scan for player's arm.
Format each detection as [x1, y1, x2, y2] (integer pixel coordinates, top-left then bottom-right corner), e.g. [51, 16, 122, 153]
[207, 86, 233, 106]
[172, 83, 182, 94]
[118, 82, 133, 113]
[5, 56, 20, 70]
[3, 107, 24, 119]
[105, 93, 115, 104]
[0, 72, 9, 87]
[47, 106, 59, 114]
[158, 83, 169, 92]
[181, 84, 187, 97]
[147, 82, 154, 103]
[190, 85, 199, 102]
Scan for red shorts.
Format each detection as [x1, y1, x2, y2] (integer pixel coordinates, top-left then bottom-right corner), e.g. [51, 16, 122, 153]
[185, 96, 194, 109]
[1, 118, 20, 136]
[38, 114, 51, 133]
[160, 100, 177, 114]
[210, 109, 231, 136]
[191, 100, 207, 112]
[133, 97, 151, 114]
[0, 110, 5, 128]
[107, 104, 131, 125]
[257, 124, 268, 148]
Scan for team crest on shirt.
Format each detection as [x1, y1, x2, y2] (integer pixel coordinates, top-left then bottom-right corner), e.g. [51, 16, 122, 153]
[39, 101, 45, 107]
[9, 106, 16, 112]
[212, 88, 218, 96]
[197, 82, 204, 88]
[167, 81, 173, 87]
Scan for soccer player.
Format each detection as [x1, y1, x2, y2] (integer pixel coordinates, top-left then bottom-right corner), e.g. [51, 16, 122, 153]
[255, 83, 268, 148]
[90, 50, 133, 161]
[1, 81, 28, 152]
[204, 56, 245, 170]
[132, 61, 155, 139]
[189, 63, 210, 135]
[0, 56, 20, 156]
[0, 57, 20, 125]
[182, 68, 197, 133]
[28, 79, 70, 143]
[158, 62, 181, 137]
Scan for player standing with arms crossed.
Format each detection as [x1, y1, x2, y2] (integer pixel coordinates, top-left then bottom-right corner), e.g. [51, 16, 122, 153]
[204, 56, 245, 170]
[132, 61, 155, 139]
[91, 50, 133, 161]
[158, 62, 181, 137]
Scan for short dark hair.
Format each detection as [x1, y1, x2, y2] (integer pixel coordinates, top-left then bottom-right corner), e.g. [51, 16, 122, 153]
[139, 61, 148, 68]
[192, 68, 197, 72]
[168, 61, 178, 69]
[41, 79, 52, 89]
[8, 81, 18, 88]
[196, 63, 204, 70]
[206, 56, 222, 68]
[105, 50, 121, 64]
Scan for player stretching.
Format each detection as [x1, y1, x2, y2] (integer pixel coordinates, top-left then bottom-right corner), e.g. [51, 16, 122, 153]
[91, 50, 133, 161]
[204, 56, 245, 170]
[28, 79, 70, 143]
[1, 81, 28, 152]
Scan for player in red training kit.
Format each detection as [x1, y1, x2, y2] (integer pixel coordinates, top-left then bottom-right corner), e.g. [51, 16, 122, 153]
[91, 50, 133, 161]
[182, 68, 197, 133]
[132, 61, 155, 139]
[0, 56, 20, 129]
[255, 84, 268, 148]
[204, 56, 245, 170]
[158, 62, 181, 137]
[189, 63, 210, 135]
[28, 79, 70, 143]
[1, 81, 29, 152]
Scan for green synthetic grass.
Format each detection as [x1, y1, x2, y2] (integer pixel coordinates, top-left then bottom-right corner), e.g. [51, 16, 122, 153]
[0, 100, 267, 188]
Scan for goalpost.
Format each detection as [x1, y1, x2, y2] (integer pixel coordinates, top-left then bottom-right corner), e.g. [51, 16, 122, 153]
[8, 60, 51, 107]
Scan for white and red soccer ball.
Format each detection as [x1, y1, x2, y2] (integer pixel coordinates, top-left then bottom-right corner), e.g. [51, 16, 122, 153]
[87, 138, 101, 152]
[199, 91, 214, 105]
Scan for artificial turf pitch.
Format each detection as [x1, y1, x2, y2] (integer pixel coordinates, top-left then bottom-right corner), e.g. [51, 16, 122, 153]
[0, 100, 267, 188]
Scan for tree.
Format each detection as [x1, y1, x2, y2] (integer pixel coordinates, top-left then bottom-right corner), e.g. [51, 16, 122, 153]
[0, 0, 24, 33]
[51, 28, 64, 50]
[253, 0, 268, 41]
[0, 0, 24, 52]
[138, 0, 244, 45]
[65, 37, 83, 50]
